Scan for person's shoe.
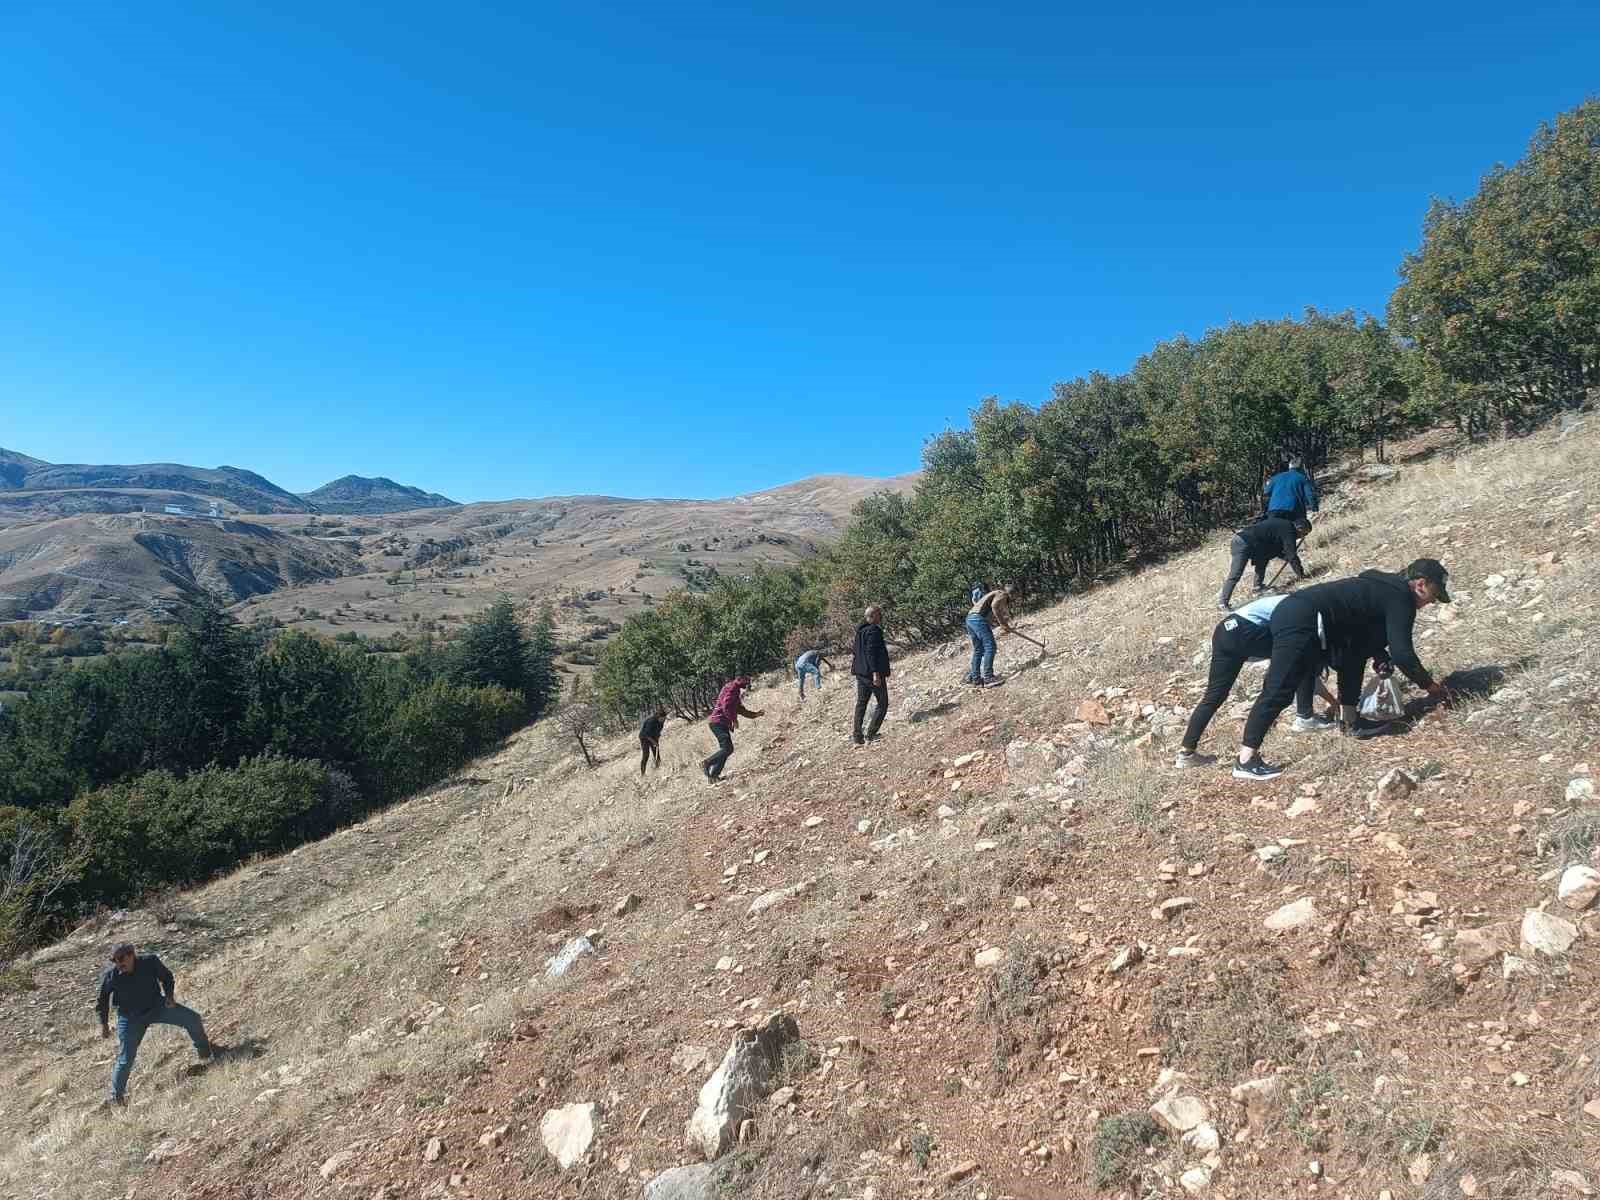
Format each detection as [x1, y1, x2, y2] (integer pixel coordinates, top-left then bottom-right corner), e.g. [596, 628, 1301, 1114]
[1173, 749, 1216, 769]
[702, 763, 713, 782]
[1217, 602, 1232, 613]
[197, 1043, 213, 1061]
[852, 734, 865, 746]
[866, 732, 881, 743]
[1232, 757, 1285, 781]
[981, 676, 1005, 687]
[962, 677, 982, 687]
[100, 1096, 127, 1111]
[1350, 718, 1391, 740]
[1291, 714, 1337, 734]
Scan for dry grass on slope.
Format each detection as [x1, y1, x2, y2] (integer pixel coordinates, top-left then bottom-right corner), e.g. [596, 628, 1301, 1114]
[3, 419, 1598, 1200]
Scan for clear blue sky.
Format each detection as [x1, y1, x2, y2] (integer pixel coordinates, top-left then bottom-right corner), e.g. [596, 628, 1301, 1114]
[2, 3, 1595, 502]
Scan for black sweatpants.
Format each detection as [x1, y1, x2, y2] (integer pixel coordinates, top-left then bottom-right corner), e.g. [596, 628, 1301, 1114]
[1218, 536, 1259, 606]
[1182, 616, 1316, 751]
[702, 722, 734, 779]
[1241, 596, 1324, 750]
[639, 735, 659, 776]
[852, 676, 888, 741]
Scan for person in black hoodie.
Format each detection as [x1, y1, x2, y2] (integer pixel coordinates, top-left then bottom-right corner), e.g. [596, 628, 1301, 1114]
[1231, 558, 1451, 780]
[1218, 516, 1310, 610]
[639, 707, 666, 776]
[850, 605, 891, 745]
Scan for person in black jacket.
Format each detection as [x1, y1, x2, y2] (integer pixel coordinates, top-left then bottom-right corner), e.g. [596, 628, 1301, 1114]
[1231, 559, 1451, 780]
[96, 942, 211, 1105]
[1218, 516, 1309, 610]
[850, 605, 891, 745]
[639, 707, 666, 776]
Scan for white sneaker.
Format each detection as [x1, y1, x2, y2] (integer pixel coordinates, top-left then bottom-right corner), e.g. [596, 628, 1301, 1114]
[1173, 750, 1216, 770]
[1291, 714, 1337, 733]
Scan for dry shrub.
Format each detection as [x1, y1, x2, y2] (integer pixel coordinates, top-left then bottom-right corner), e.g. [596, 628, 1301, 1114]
[1149, 958, 1303, 1083]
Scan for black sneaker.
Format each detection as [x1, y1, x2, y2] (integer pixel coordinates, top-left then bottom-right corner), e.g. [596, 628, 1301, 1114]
[1232, 758, 1285, 781]
[852, 734, 865, 746]
[197, 1043, 213, 1061]
[981, 676, 1006, 687]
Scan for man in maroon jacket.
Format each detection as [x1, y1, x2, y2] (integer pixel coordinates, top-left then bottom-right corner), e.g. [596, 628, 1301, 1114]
[702, 675, 763, 783]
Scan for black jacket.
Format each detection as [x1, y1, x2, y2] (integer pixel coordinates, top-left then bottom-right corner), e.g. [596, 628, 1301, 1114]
[851, 621, 890, 679]
[96, 954, 175, 1024]
[1276, 570, 1432, 693]
[1238, 517, 1301, 568]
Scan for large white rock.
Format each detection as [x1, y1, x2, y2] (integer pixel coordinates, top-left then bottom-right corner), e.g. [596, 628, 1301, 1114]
[683, 1013, 800, 1160]
[1521, 909, 1579, 958]
[1263, 897, 1319, 932]
[540, 1102, 596, 1170]
[1567, 777, 1596, 803]
[545, 936, 596, 978]
[747, 877, 816, 917]
[1376, 768, 1417, 803]
[1558, 865, 1600, 911]
[644, 1163, 719, 1199]
[1180, 1165, 1214, 1194]
[1149, 1095, 1211, 1135]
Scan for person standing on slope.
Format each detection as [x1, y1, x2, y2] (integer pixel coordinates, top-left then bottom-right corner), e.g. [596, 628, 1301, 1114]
[1174, 594, 1338, 768]
[965, 585, 1016, 686]
[794, 648, 831, 699]
[702, 676, 762, 784]
[851, 606, 891, 745]
[1218, 516, 1309, 611]
[1231, 559, 1451, 780]
[1263, 456, 1319, 523]
[97, 942, 212, 1107]
[639, 707, 667, 776]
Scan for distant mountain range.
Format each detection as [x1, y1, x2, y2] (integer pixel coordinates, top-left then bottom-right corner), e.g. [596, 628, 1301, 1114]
[0, 447, 456, 516]
[297, 475, 458, 514]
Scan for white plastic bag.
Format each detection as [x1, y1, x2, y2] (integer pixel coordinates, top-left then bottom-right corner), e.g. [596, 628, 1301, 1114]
[1359, 676, 1404, 723]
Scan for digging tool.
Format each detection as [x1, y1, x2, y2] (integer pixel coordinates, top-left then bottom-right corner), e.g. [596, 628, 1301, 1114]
[1265, 524, 1311, 588]
[1011, 630, 1047, 655]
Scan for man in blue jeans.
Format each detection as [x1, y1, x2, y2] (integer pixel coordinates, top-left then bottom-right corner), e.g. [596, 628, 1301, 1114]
[97, 942, 211, 1105]
[794, 648, 831, 699]
[965, 586, 1015, 686]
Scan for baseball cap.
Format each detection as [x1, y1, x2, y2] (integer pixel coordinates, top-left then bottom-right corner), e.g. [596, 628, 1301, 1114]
[1406, 558, 1451, 603]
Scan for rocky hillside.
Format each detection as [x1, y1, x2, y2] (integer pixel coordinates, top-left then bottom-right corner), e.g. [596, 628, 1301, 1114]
[0, 449, 309, 515]
[3, 419, 1597, 1200]
[296, 475, 459, 514]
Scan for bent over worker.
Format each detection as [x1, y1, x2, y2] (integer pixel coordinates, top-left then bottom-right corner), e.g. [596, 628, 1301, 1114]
[965, 586, 1015, 686]
[702, 676, 762, 783]
[1231, 559, 1451, 780]
[1174, 594, 1336, 768]
[1219, 517, 1309, 610]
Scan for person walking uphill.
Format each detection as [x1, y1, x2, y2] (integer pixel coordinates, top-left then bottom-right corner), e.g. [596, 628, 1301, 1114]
[1219, 516, 1309, 610]
[1231, 558, 1452, 780]
[639, 707, 666, 776]
[97, 942, 211, 1106]
[965, 586, 1015, 686]
[851, 606, 891, 745]
[1174, 595, 1337, 768]
[702, 677, 762, 784]
[1264, 456, 1319, 523]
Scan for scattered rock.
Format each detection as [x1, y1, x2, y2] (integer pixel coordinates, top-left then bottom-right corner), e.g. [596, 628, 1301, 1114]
[1583, 1098, 1600, 1124]
[1551, 1168, 1597, 1196]
[1284, 796, 1319, 819]
[1149, 1095, 1211, 1135]
[1522, 909, 1579, 958]
[643, 1162, 718, 1200]
[1558, 865, 1600, 911]
[423, 1138, 445, 1163]
[545, 936, 596, 979]
[1376, 768, 1418, 802]
[1180, 1165, 1214, 1194]
[613, 893, 642, 917]
[319, 1150, 357, 1180]
[1108, 944, 1143, 973]
[973, 947, 1007, 968]
[1568, 778, 1597, 803]
[1263, 897, 1319, 932]
[803, 815, 824, 828]
[1455, 921, 1519, 968]
[478, 1124, 509, 1149]
[1256, 845, 1286, 864]
[1077, 699, 1111, 726]
[1230, 1076, 1282, 1130]
[1155, 897, 1198, 920]
[684, 1012, 801, 1161]
[747, 878, 815, 916]
[672, 1044, 713, 1075]
[1182, 1123, 1221, 1154]
[143, 1138, 189, 1164]
[769, 1086, 796, 1108]
[539, 1102, 596, 1170]
[940, 1160, 979, 1187]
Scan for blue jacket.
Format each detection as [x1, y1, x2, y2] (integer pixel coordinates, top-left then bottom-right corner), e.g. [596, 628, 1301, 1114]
[1264, 468, 1317, 515]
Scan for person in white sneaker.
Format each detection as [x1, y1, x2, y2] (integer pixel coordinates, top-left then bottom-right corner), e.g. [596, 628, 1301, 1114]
[1174, 594, 1336, 769]
[1230, 559, 1451, 780]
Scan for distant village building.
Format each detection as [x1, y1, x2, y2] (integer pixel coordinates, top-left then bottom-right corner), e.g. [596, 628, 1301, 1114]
[163, 503, 192, 516]
[208, 502, 223, 518]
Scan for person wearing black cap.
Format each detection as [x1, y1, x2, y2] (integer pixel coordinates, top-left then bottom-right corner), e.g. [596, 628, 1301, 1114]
[1218, 516, 1310, 611]
[96, 942, 211, 1106]
[1231, 558, 1452, 780]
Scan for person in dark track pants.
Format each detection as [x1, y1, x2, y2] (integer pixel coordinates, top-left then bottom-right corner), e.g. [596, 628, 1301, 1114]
[639, 707, 666, 776]
[1218, 516, 1309, 610]
[702, 677, 762, 783]
[1174, 595, 1336, 768]
[1232, 559, 1452, 780]
[850, 606, 891, 745]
